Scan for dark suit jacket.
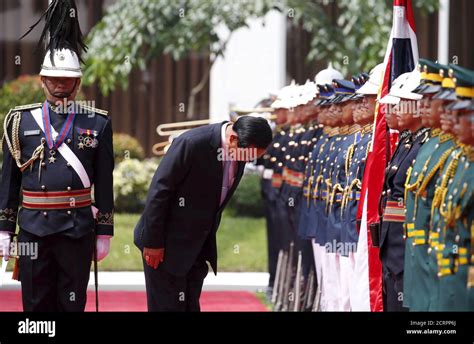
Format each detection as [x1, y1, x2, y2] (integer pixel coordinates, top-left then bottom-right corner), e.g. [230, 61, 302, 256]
[134, 122, 245, 276]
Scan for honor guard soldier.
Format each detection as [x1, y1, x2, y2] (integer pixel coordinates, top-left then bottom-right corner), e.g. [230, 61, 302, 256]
[0, 0, 114, 312]
[342, 64, 384, 310]
[263, 85, 295, 293]
[378, 70, 430, 311]
[306, 65, 343, 310]
[435, 66, 474, 311]
[314, 83, 346, 311]
[310, 84, 339, 311]
[287, 81, 320, 282]
[325, 78, 357, 311]
[402, 59, 457, 311]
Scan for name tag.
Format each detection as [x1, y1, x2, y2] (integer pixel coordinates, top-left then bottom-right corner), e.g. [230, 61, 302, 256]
[24, 130, 41, 136]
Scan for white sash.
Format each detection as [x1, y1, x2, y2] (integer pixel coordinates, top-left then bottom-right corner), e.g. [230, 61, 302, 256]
[30, 108, 91, 188]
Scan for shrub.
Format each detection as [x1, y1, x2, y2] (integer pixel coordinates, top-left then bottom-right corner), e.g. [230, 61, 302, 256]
[113, 158, 159, 213]
[113, 133, 145, 164]
[0, 75, 45, 174]
[227, 171, 264, 217]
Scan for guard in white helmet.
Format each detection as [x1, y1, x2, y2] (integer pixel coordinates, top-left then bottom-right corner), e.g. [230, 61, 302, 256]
[0, 0, 114, 312]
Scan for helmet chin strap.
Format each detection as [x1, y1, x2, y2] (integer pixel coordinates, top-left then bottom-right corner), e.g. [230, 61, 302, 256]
[44, 79, 78, 99]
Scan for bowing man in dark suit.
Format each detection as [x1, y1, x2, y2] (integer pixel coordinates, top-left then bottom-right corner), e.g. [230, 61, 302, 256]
[134, 116, 272, 311]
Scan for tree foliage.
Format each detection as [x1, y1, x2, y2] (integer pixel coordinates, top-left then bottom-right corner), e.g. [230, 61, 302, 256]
[281, 0, 439, 75]
[83, 0, 275, 95]
[83, 0, 438, 96]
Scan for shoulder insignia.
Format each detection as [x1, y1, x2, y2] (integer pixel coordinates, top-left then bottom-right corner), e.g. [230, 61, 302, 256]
[79, 105, 108, 117]
[421, 131, 430, 143]
[12, 103, 42, 111]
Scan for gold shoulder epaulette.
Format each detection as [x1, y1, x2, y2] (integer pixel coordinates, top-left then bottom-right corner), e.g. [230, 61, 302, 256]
[439, 133, 453, 143]
[80, 105, 109, 116]
[12, 103, 42, 111]
[430, 128, 441, 138]
[339, 125, 349, 135]
[348, 124, 361, 135]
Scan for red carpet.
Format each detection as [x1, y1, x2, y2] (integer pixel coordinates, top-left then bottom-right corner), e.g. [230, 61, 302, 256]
[0, 290, 268, 312]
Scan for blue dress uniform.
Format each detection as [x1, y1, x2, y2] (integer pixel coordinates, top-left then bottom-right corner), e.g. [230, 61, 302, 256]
[301, 132, 328, 240]
[342, 124, 373, 253]
[314, 123, 342, 311]
[312, 87, 338, 249]
[270, 127, 293, 252]
[276, 125, 305, 253]
[0, 102, 114, 311]
[298, 124, 325, 240]
[379, 127, 430, 311]
[325, 79, 357, 258]
[261, 129, 285, 288]
[290, 123, 322, 278]
[314, 127, 340, 249]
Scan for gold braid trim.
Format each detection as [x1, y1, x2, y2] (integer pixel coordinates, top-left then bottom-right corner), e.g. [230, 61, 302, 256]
[417, 147, 456, 197]
[306, 165, 314, 207]
[432, 149, 463, 221]
[345, 144, 354, 180]
[324, 176, 333, 213]
[404, 166, 414, 204]
[342, 178, 361, 213]
[3, 110, 45, 172]
[430, 128, 441, 137]
[439, 133, 454, 143]
[471, 222, 474, 262]
[313, 175, 324, 205]
[365, 141, 372, 157]
[361, 123, 373, 135]
[329, 183, 343, 214]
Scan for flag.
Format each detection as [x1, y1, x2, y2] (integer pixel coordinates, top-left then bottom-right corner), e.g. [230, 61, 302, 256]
[350, 0, 419, 312]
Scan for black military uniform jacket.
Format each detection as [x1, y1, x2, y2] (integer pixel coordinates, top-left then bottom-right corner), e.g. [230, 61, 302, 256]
[380, 128, 430, 274]
[0, 102, 114, 239]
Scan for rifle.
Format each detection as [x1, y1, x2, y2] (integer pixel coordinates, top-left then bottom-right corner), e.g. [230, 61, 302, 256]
[274, 251, 288, 311]
[293, 250, 302, 312]
[303, 268, 316, 311]
[271, 250, 284, 305]
[281, 242, 294, 312]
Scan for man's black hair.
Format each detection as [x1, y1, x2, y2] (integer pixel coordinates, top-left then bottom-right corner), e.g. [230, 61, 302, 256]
[233, 116, 273, 149]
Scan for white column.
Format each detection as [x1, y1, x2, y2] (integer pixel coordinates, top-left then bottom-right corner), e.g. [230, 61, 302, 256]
[209, 10, 286, 122]
[437, 0, 450, 64]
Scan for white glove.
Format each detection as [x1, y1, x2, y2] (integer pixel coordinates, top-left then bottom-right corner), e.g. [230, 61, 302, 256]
[95, 235, 111, 262]
[0, 231, 11, 261]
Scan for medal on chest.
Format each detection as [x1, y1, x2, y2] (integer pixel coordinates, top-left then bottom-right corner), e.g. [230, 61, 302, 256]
[41, 101, 75, 165]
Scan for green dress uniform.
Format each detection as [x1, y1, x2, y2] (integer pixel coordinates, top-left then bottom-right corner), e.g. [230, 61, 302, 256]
[403, 130, 456, 310]
[437, 146, 473, 311]
[427, 144, 464, 310]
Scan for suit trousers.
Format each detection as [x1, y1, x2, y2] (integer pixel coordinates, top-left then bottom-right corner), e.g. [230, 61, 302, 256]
[143, 257, 209, 312]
